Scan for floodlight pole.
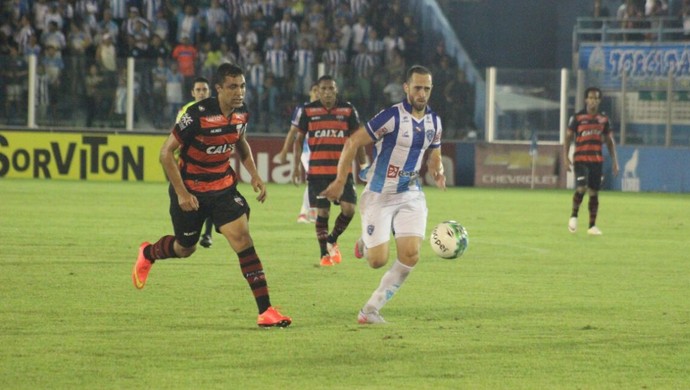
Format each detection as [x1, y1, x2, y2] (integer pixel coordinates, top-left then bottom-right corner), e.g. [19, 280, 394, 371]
[560, 68, 568, 144]
[485, 67, 496, 142]
[27, 55, 37, 128]
[126, 58, 135, 131]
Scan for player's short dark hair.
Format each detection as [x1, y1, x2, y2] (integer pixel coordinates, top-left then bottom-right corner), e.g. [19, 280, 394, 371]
[215, 63, 244, 86]
[406, 65, 432, 83]
[317, 74, 335, 84]
[194, 76, 209, 85]
[585, 87, 602, 99]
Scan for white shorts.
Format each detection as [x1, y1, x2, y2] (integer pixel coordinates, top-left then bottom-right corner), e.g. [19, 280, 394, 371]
[359, 190, 428, 248]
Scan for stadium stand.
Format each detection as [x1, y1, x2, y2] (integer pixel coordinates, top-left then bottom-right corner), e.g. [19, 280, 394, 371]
[0, 0, 477, 138]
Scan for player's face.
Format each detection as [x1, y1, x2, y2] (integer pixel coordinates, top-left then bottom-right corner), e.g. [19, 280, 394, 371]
[216, 75, 246, 109]
[192, 82, 210, 102]
[404, 73, 433, 113]
[585, 90, 602, 113]
[318, 80, 337, 107]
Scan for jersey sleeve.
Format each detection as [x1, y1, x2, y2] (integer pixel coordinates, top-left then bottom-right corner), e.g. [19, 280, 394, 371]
[348, 103, 362, 131]
[176, 101, 194, 123]
[567, 115, 577, 132]
[365, 106, 397, 141]
[172, 110, 197, 144]
[296, 106, 308, 134]
[290, 104, 304, 128]
[602, 115, 612, 135]
[429, 113, 442, 149]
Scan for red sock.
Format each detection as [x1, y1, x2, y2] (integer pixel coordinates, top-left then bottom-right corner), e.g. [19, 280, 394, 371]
[144, 235, 177, 261]
[237, 246, 270, 313]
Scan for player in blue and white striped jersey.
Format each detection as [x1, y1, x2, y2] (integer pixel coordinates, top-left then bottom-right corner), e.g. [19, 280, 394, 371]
[321, 65, 446, 324]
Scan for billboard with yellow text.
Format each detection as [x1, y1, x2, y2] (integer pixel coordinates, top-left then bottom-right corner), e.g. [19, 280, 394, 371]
[0, 131, 168, 182]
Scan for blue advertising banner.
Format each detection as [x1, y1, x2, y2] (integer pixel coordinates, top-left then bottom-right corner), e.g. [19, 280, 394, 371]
[610, 145, 690, 193]
[579, 43, 690, 90]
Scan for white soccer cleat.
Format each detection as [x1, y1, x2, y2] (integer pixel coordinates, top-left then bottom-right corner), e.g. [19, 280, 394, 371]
[568, 217, 577, 233]
[358, 309, 386, 324]
[587, 226, 603, 235]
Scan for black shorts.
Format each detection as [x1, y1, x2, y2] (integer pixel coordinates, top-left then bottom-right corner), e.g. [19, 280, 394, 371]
[169, 185, 250, 247]
[574, 162, 603, 190]
[308, 174, 357, 208]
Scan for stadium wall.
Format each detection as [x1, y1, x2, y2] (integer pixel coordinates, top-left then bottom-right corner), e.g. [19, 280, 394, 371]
[611, 145, 690, 193]
[0, 130, 461, 187]
[2, 130, 688, 193]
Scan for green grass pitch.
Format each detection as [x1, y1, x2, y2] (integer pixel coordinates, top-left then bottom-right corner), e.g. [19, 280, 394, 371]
[1, 179, 689, 389]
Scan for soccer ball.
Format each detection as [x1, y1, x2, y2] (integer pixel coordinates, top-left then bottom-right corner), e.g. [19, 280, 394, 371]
[429, 221, 469, 259]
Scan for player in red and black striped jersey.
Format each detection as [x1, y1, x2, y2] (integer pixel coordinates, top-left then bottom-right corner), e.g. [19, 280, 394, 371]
[132, 63, 291, 327]
[563, 87, 619, 236]
[293, 75, 367, 266]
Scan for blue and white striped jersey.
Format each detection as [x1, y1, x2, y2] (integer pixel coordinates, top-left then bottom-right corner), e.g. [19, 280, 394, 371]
[363, 99, 442, 194]
[290, 102, 306, 128]
[290, 102, 310, 156]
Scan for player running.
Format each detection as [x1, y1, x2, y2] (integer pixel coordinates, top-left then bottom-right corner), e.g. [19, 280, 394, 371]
[175, 77, 215, 248]
[321, 65, 446, 324]
[132, 63, 291, 327]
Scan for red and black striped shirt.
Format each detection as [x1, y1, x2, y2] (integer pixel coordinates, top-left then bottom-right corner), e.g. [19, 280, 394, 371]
[567, 109, 611, 163]
[297, 99, 361, 179]
[172, 98, 248, 194]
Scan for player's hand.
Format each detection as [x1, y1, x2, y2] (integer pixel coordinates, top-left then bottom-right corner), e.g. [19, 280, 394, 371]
[291, 165, 303, 186]
[611, 160, 619, 177]
[277, 149, 288, 164]
[565, 157, 573, 172]
[251, 176, 267, 203]
[178, 191, 199, 211]
[291, 172, 302, 186]
[320, 181, 344, 202]
[432, 168, 446, 190]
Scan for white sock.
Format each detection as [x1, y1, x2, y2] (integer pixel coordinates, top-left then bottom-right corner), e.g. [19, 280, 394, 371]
[300, 187, 310, 215]
[363, 259, 413, 313]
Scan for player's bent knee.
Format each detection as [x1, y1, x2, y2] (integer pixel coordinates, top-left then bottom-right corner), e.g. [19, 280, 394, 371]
[367, 255, 388, 269]
[398, 251, 419, 264]
[176, 246, 196, 258]
[225, 234, 254, 253]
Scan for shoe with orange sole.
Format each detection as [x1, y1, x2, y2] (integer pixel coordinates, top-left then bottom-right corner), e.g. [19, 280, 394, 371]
[257, 306, 292, 327]
[132, 242, 153, 289]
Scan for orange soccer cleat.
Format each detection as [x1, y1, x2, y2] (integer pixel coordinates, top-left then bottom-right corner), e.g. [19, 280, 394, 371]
[320, 254, 334, 266]
[257, 307, 292, 327]
[327, 242, 341, 264]
[132, 242, 153, 289]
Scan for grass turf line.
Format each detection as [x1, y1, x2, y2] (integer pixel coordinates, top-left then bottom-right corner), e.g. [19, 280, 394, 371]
[0, 179, 689, 389]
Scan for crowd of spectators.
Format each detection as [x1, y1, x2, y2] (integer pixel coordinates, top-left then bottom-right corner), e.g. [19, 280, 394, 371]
[590, 0, 690, 41]
[0, 0, 475, 136]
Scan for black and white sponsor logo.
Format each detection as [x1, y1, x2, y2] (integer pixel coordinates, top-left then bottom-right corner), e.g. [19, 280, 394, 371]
[178, 113, 193, 130]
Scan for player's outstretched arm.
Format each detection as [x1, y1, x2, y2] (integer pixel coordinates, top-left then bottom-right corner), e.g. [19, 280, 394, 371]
[236, 133, 267, 203]
[321, 127, 372, 201]
[160, 134, 199, 211]
[427, 148, 446, 190]
[563, 129, 574, 172]
[278, 125, 300, 164]
[292, 131, 306, 185]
